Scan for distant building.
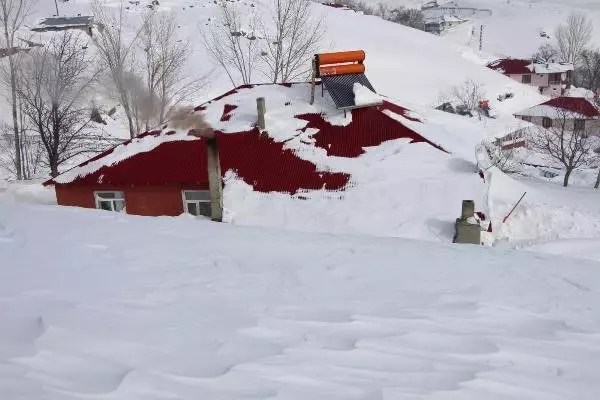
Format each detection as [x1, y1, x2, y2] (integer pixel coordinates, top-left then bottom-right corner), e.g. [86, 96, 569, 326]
[487, 58, 573, 98]
[31, 16, 96, 37]
[514, 97, 600, 135]
[422, 1, 439, 9]
[424, 15, 466, 35]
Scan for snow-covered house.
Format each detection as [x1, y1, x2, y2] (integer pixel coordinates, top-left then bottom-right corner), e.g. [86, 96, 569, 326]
[487, 58, 573, 98]
[514, 97, 600, 135]
[424, 15, 465, 35]
[43, 82, 445, 219]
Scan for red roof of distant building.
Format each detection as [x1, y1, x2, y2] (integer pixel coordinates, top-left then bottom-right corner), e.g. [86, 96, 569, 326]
[514, 97, 600, 119]
[541, 97, 600, 117]
[487, 58, 532, 75]
[45, 83, 445, 194]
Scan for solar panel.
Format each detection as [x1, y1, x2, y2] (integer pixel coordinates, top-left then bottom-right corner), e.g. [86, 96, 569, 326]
[321, 73, 377, 110]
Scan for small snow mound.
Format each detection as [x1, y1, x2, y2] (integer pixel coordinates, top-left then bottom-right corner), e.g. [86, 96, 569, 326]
[353, 83, 383, 107]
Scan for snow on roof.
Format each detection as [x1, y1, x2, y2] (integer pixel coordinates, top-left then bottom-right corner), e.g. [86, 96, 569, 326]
[532, 62, 573, 74]
[352, 83, 383, 108]
[487, 58, 574, 75]
[515, 97, 600, 119]
[46, 83, 447, 192]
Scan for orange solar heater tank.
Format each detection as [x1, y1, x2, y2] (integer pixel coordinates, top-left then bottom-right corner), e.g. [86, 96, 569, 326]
[318, 50, 366, 66]
[319, 64, 365, 76]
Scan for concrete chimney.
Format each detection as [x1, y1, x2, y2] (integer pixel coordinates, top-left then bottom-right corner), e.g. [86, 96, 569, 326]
[460, 200, 475, 219]
[257, 97, 266, 130]
[206, 137, 223, 222]
[454, 200, 480, 245]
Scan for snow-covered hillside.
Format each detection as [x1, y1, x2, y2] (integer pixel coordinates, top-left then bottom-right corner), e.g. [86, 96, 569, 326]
[383, 0, 600, 59]
[17, 0, 546, 123]
[2, 199, 600, 400]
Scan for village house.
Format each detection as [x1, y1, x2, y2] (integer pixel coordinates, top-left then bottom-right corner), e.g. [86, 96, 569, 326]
[514, 97, 600, 133]
[487, 58, 573, 98]
[424, 15, 466, 35]
[495, 97, 600, 150]
[44, 51, 444, 220]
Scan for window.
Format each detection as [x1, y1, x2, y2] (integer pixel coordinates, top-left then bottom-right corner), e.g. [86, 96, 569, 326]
[549, 73, 562, 85]
[521, 116, 532, 122]
[182, 190, 211, 217]
[521, 74, 532, 84]
[94, 191, 125, 212]
[574, 119, 586, 131]
[542, 117, 553, 128]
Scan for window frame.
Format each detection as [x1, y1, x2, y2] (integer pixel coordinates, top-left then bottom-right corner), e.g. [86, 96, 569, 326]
[521, 116, 532, 122]
[548, 73, 562, 85]
[182, 190, 212, 217]
[542, 117, 553, 128]
[521, 74, 532, 84]
[574, 119, 586, 131]
[94, 191, 126, 212]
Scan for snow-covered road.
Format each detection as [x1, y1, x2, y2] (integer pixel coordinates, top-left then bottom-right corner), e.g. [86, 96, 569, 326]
[2, 200, 600, 399]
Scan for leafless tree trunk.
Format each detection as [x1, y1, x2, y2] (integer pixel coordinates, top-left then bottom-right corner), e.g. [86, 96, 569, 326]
[91, 0, 144, 138]
[17, 32, 99, 177]
[261, 0, 325, 83]
[527, 109, 598, 187]
[595, 168, 600, 189]
[201, 1, 258, 87]
[555, 12, 593, 64]
[0, 0, 33, 180]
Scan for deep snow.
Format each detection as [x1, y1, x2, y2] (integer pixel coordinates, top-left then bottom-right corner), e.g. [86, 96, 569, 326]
[2, 199, 600, 399]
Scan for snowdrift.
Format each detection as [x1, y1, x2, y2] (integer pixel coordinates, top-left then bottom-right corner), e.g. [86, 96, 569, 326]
[2, 200, 600, 399]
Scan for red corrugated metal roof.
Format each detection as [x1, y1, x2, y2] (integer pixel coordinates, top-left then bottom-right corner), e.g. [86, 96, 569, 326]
[298, 101, 444, 158]
[487, 58, 532, 75]
[45, 83, 445, 194]
[541, 97, 600, 117]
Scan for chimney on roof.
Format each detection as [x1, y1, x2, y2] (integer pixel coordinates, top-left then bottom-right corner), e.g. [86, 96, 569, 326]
[206, 137, 223, 222]
[257, 97, 266, 130]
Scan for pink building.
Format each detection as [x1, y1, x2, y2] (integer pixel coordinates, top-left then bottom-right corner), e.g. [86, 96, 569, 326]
[487, 58, 573, 98]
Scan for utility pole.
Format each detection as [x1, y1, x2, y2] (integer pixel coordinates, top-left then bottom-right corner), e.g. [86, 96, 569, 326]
[479, 24, 484, 51]
[54, 0, 59, 16]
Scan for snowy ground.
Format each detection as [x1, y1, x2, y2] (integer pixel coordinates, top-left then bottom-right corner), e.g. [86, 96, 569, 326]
[2, 199, 600, 400]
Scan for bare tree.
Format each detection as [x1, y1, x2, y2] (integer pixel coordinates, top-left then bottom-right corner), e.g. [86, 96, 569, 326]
[0, 126, 44, 179]
[17, 32, 100, 177]
[527, 109, 598, 187]
[260, 0, 325, 83]
[140, 10, 207, 131]
[532, 43, 558, 63]
[91, 0, 143, 138]
[201, 1, 258, 87]
[483, 138, 522, 174]
[390, 7, 425, 30]
[574, 48, 600, 91]
[449, 79, 485, 117]
[555, 12, 593, 64]
[0, 0, 33, 179]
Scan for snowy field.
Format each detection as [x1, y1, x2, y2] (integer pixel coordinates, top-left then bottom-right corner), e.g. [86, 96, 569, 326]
[2, 199, 600, 399]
